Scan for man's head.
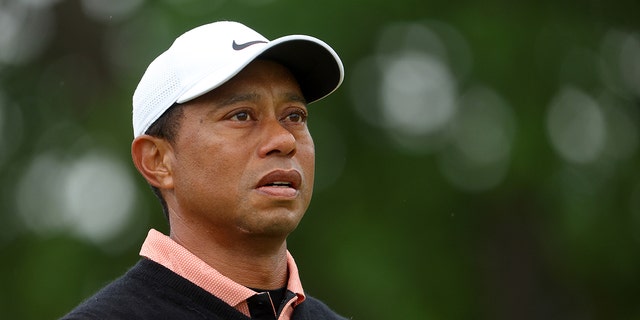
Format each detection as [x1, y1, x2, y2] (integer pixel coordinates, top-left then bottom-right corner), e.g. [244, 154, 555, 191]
[129, 22, 343, 239]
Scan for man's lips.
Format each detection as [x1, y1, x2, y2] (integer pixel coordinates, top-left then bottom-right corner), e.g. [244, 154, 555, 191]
[255, 169, 302, 198]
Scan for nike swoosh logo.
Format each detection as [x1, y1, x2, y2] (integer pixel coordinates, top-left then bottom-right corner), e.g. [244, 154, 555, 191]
[232, 40, 268, 50]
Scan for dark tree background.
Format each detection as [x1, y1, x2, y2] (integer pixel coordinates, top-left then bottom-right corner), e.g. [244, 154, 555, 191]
[1, 0, 639, 319]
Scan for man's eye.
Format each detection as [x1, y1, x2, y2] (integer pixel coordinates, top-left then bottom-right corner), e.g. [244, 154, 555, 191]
[286, 111, 306, 123]
[230, 111, 251, 121]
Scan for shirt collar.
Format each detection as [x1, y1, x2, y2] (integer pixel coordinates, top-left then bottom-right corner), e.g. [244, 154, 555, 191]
[139, 229, 306, 309]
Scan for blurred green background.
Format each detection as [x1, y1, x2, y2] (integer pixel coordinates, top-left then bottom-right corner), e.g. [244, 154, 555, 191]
[1, 0, 640, 319]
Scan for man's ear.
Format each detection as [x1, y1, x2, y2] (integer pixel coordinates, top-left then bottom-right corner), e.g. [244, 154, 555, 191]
[131, 135, 175, 189]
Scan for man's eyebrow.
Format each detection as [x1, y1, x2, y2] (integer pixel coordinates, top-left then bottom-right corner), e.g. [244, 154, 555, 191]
[217, 93, 260, 107]
[284, 92, 307, 105]
[215, 92, 307, 107]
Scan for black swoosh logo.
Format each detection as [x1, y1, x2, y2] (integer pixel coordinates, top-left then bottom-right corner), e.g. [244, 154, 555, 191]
[232, 40, 268, 50]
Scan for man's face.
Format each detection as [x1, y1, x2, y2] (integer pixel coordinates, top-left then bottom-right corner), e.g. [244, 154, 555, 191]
[164, 60, 314, 241]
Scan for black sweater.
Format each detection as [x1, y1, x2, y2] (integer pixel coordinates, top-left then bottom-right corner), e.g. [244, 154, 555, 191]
[61, 259, 347, 320]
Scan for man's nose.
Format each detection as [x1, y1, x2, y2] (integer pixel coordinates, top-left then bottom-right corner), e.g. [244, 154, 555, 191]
[258, 118, 297, 158]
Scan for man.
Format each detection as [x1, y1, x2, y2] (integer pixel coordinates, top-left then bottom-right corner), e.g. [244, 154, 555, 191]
[62, 21, 346, 320]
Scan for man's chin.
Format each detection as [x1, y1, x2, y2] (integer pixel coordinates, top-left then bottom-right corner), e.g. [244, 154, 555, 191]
[239, 213, 303, 239]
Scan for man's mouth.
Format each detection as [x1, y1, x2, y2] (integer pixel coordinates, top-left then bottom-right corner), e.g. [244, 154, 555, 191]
[256, 170, 301, 198]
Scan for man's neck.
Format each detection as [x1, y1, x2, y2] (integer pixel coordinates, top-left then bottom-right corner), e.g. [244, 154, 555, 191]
[169, 222, 290, 290]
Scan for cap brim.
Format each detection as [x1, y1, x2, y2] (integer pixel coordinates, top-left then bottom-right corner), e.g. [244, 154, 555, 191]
[176, 35, 344, 105]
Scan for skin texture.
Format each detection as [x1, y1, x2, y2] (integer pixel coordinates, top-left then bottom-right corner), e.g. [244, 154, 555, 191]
[131, 60, 315, 289]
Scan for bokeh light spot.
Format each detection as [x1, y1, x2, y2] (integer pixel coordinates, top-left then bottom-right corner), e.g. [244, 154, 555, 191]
[16, 153, 68, 233]
[599, 30, 640, 99]
[437, 86, 515, 192]
[619, 33, 640, 97]
[16, 148, 138, 245]
[62, 152, 136, 245]
[349, 20, 517, 192]
[0, 1, 55, 65]
[381, 51, 457, 137]
[349, 21, 468, 153]
[452, 86, 515, 165]
[547, 86, 605, 164]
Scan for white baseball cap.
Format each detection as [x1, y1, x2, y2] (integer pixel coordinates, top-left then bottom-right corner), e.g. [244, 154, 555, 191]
[132, 21, 345, 137]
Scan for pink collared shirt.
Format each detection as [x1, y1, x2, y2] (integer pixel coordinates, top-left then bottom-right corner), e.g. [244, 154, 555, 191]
[139, 229, 306, 319]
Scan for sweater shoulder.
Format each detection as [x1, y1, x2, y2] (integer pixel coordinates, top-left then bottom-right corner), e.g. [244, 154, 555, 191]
[60, 259, 247, 320]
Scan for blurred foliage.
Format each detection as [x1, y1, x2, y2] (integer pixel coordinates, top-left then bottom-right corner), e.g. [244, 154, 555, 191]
[1, 0, 640, 319]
